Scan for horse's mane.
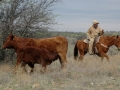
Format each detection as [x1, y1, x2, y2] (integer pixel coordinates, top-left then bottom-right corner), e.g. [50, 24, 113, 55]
[103, 36, 116, 40]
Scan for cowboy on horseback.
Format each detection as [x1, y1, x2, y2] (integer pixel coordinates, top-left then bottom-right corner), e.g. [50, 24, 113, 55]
[87, 20, 104, 55]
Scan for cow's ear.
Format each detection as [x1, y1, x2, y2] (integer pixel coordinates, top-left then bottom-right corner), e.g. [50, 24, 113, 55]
[11, 35, 14, 40]
[117, 35, 119, 38]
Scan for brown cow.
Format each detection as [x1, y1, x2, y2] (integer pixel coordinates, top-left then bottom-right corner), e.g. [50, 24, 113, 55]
[3, 34, 68, 72]
[19, 46, 59, 73]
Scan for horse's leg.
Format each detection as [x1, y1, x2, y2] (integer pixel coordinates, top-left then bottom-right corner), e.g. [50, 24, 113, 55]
[79, 51, 84, 61]
[101, 56, 104, 62]
[101, 52, 109, 62]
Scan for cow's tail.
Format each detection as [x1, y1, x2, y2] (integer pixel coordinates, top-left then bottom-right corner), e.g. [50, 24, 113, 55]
[74, 41, 78, 60]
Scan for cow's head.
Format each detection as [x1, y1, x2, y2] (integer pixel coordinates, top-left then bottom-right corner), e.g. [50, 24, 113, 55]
[2, 34, 15, 49]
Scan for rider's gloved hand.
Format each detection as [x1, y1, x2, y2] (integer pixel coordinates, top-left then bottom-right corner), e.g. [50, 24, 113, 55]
[98, 33, 100, 36]
[87, 39, 90, 41]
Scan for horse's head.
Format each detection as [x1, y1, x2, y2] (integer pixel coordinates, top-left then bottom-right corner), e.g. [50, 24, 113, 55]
[114, 35, 120, 51]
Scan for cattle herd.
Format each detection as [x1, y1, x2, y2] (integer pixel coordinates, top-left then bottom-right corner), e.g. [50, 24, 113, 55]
[2, 34, 120, 74]
[3, 34, 68, 74]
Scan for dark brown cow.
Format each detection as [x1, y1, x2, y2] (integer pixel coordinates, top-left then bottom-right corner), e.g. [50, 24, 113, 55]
[19, 46, 59, 73]
[3, 34, 68, 72]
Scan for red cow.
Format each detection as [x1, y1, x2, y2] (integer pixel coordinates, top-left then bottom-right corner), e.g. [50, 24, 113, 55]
[3, 34, 68, 73]
[19, 46, 59, 73]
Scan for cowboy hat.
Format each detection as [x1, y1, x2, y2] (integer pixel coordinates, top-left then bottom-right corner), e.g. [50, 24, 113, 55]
[93, 20, 99, 24]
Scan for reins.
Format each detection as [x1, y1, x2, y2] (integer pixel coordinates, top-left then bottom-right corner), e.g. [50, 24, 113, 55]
[99, 43, 108, 48]
[95, 36, 108, 48]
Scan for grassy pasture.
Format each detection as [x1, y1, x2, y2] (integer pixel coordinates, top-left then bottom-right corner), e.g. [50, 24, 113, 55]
[0, 45, 120, 90]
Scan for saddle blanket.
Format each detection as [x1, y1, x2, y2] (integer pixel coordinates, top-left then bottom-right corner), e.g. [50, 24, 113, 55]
[83, 36, 100, 44]
[83, 39, 89, 43]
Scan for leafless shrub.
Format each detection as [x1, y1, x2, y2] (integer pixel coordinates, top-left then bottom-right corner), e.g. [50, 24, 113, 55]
[0, 0, 60, 61]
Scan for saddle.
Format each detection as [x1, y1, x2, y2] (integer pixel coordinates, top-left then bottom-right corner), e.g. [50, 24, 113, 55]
[83, 35, 100, 54]
[83, 36, 100, 44]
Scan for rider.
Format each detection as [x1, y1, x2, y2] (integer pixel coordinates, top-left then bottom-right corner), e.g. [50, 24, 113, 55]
[87, 20, 103, 55]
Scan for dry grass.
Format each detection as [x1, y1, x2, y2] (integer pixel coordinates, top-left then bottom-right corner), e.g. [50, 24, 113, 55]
[0, 55, 120, 90]
[0, 45, 120, 90]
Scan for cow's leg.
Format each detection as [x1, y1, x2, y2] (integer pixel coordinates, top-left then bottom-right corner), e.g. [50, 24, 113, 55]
[42, 65, 47, 73]
[15, 61, 21, 74]
[14, 51, 24, 74]
[21, 61, 27, 73]
[40, 66, 47, 74]
[15, 55, 22, 74]
[58, 56, 62, 65]
[28, 63, 34, 73]
[58, 53, 67, 69]
[41, 60, 47, 73]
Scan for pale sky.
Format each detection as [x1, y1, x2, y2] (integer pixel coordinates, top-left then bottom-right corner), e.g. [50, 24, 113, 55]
[54, 0, 120, 32]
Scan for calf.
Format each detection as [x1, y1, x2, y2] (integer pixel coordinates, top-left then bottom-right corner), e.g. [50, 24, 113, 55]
[20, 46, 59, 73]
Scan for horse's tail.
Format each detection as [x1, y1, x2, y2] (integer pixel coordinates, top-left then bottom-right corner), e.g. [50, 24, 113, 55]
[74, 41, 78, 60]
